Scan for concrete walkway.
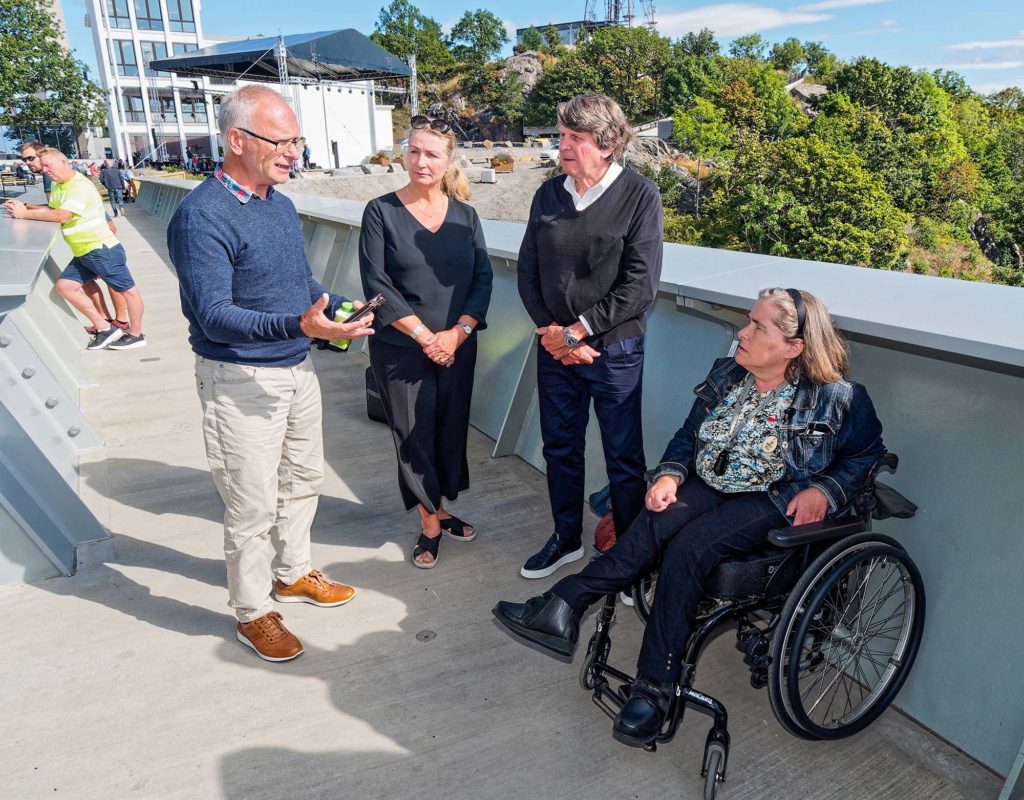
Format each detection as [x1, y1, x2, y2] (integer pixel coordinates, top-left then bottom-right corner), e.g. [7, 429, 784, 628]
[0, 207, 1002, 799]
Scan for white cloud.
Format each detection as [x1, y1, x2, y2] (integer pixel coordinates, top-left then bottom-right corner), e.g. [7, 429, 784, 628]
[658, 3, 831, 39]
[918, 60, 1024, 71]
[971, 77, 1024, 93]
[946, 35, 1024, 51]
[850, 18, 904, 35]
[796, 0, 890, 11]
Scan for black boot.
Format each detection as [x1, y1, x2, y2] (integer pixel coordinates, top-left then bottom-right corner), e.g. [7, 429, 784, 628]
[612, 677, 672, 747]
[492, 592, 579, 658]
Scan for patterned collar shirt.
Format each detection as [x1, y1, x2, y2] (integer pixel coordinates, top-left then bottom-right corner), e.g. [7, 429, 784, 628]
[214, 167, 274, 205]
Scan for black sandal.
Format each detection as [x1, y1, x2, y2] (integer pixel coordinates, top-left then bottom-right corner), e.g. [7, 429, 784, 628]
[413, 531, 441, 569]
[440, 515, 477, 543]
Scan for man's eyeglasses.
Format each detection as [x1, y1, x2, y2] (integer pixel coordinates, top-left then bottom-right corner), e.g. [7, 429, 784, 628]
[410, 115, 451, 134]
[237, 127, 306, 152]
[22, 155, 37, 163]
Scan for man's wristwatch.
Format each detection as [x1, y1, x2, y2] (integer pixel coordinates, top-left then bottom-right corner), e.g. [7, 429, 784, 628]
[562, 328, 580, 349]
[459, 322, 473, 336]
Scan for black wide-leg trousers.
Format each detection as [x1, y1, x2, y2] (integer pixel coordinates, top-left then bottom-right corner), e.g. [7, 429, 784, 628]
[553, 478, 786, 684]
[369, 337, 477, 514]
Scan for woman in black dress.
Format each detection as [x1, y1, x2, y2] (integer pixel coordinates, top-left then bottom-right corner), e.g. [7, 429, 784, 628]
[359, 117, 493, 568]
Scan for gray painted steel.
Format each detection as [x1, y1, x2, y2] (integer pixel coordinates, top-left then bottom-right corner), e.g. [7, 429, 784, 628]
[0, 206, 109, 584]
[132, 176, 1024, 786]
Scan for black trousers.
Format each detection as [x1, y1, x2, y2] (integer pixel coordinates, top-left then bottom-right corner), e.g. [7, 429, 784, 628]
[536, 335, 647, 546]
[369, 337, 477, 513]
[553, 478, 786, 684]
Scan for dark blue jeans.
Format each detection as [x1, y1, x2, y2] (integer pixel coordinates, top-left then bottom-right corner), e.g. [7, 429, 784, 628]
[537, 335, 647, 547]
[553, 477, 786, 684]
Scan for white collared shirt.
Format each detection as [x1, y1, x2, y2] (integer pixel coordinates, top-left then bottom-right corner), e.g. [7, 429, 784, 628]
[562, 161, 624, 336]
[563, 161, 623, 212]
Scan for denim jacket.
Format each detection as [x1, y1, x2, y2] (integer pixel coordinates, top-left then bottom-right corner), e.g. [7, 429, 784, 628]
[648, 358, 885, 520]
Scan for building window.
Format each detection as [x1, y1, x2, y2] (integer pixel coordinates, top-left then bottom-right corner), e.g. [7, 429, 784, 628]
[110, 39, 138, 76]
[105, 0, 131, 28]
[121, 92, 146, 122]
[150, 95, 177, 121]
[140, 40, 168, 74]
[180, 97, 208, 122]
[166, 0, 195, 32]
[133, 0, 163, 30]
[172, 42, 197, 56]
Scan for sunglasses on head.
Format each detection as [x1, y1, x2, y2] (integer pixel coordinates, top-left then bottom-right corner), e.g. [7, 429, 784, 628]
[410, 115, 451, 134]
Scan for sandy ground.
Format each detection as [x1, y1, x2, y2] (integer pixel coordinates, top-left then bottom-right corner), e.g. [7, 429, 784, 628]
[279, 149, 553, 223]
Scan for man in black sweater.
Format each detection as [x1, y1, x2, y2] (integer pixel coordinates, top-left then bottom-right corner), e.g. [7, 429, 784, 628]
[517, 93, 663, 579]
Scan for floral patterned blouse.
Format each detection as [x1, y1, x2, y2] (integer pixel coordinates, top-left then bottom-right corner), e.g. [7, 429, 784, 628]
[695, 379, 796, 492]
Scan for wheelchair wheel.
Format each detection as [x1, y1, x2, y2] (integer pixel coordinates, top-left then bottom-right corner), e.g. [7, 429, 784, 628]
[631, 574, 657, 623]
[702, 742, 725, 800]
[579, 632, 610, 690]
[768, 533, 925, 740]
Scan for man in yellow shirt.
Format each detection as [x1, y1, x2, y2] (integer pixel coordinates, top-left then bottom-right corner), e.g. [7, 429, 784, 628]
[3, 148, 147, 350]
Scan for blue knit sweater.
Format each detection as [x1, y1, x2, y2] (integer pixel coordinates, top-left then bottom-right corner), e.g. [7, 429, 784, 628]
[168, 175, 346, 367]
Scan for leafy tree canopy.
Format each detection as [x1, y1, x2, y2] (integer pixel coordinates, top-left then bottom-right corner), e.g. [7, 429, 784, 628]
[0, 0, 105, 133]
[677, 28, 719, 59]
[575, 26, 670, 122]
[449, 9, 509, 65]
[370, 0, 454, 75]
[520, 26, 544, 52]
[728, 34, 767, 61]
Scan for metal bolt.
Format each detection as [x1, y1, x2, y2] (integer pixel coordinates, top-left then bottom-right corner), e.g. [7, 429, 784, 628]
[21, 367, 35, 379]
[0, 335, 11, 347]
[67, 426, 81, 438]
[45, 397, 59, 409]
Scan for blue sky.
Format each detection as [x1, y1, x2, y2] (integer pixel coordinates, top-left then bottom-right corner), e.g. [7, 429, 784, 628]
[61, 0, 1024, 94]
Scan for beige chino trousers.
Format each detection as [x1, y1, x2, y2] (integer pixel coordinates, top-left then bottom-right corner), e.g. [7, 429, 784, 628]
[195, 354, 323, 622]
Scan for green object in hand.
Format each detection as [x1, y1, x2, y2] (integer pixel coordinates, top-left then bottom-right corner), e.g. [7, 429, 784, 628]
[329, 301, 356, 351]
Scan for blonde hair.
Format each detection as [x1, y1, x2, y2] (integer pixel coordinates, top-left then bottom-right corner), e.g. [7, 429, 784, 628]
[408, 126, 470, 200]
[20, 143, 59, 158]
[759, 287, 849, 385]
[556, 93, 634, 161]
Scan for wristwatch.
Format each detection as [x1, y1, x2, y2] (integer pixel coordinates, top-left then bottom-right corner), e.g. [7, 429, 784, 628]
[459, 322, 473, 336]
[562, 328, 580, 349]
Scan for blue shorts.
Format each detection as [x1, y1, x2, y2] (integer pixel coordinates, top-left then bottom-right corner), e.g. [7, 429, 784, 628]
[61, 244, 136, 292]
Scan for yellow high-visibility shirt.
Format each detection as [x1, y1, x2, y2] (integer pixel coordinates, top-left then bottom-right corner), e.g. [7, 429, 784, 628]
[49, 173, 119, 257]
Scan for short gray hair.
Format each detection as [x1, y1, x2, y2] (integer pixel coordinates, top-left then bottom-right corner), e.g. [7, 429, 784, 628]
[556, 93, 634, 161]
[218, 85, 285, 140]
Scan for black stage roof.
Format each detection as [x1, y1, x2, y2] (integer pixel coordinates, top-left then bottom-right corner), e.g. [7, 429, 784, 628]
[149, 29, 411, 83]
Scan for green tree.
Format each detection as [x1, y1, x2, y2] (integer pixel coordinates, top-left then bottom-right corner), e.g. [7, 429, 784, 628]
[660, 51, 723, 115]
[543, 24, 563, 51]
[524, 53, 602, 126]
[721, 57, 804, 139]
[449, 9, 509, 65]
[802, 41, 838, 82]
[370, 0, 454, 76]
[520, 25, 544, 52]
[490, 68, 526, 128]
[673, 97, 731, 215]
[677, 28, 719, 58]
[769, 38, 805, 72]
[575, 25, 671, 121]
[0, 0, 105, 142]
[710, 135, 910, 270]
[728, 34, 767, 61]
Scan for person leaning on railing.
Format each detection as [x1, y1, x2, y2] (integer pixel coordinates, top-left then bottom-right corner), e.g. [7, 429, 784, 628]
[358, 115, 493, 569]
[494, 287, 885, 748]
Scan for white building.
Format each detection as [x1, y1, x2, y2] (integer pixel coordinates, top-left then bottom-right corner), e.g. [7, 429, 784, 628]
[86, 1, 394, 166]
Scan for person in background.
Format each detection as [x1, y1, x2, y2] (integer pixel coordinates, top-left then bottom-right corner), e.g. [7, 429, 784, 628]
[359, 115, 493, 569]
[168, 85, 375, 662]
[302, 142, 311, 171]
[100, 159, 125, 217]
[4, 147, 146, 350]
[516, 93, 663, 581]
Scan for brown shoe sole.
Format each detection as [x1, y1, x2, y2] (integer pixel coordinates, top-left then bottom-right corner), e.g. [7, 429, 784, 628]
[236, 630, 304, 662]
[273, 590, 356, 608]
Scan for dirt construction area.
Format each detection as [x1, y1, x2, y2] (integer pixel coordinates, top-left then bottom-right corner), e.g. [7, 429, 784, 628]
[278, 147, 553, 223]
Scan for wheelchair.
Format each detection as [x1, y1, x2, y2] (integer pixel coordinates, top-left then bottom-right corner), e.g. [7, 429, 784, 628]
[577, 453, 925, 800]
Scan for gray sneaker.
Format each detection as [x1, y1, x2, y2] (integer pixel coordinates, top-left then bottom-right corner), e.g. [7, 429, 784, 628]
[87, 325, 124, 350]
[108, 332, 146, 350]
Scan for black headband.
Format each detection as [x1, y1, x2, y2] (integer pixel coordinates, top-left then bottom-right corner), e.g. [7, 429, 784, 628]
[786, 288, 806, 337]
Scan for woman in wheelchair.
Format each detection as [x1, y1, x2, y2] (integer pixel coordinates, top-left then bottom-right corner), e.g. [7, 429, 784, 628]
[494, 287, 885, 748]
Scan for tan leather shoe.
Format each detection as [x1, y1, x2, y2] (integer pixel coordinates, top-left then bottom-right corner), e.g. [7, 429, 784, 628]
[274, 569, 356, 607]
[236, 611, 303, 662]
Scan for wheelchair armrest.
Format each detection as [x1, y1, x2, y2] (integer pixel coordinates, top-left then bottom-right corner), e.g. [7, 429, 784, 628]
[768, 517, 868, 548]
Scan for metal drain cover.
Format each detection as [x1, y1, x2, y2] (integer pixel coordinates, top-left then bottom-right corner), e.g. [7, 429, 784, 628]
[416, 630, 436, 642]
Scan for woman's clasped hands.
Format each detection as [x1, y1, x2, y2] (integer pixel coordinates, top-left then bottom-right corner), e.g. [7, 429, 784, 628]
[420, 328, 459, 367]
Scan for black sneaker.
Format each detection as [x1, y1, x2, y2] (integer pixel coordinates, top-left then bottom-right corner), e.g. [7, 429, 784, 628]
[520, 534, 584, 579]
[108, 332, 147, 350]
[87, 325, 124, 350]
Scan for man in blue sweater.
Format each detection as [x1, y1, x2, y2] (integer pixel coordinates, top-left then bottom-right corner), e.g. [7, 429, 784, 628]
[168, 85, 375, 662]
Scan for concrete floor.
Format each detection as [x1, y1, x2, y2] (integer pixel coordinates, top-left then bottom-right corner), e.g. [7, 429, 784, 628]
[0, 207, 1003, 799]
